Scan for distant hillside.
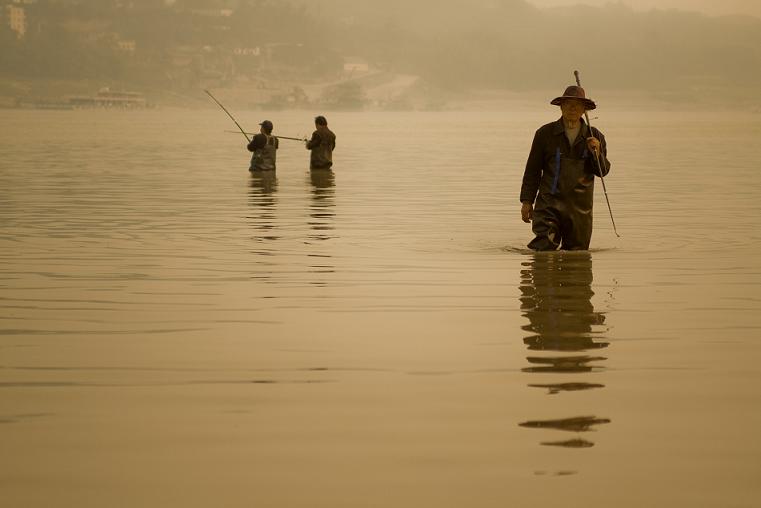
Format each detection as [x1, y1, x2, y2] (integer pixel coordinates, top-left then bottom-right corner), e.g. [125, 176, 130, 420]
[300, 0, 538, 33]
[2, 0, 760, 107]
[299, 0, 761, 91]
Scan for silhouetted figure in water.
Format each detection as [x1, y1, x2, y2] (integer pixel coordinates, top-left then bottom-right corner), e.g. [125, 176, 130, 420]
[520, 86, 611, 250]
[517, 252, 611, 446]
[307, 169, 335, 242]
[305, 115, 336, 170]
[248, 120, 279, 172]
[250, 170, 278, 196]
[248, 171, 279, 242]
[519, 252, 608, 364]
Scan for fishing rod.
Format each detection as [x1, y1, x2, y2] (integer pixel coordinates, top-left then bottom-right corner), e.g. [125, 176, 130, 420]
[204, 89, 250, 143]
[574, 70, 620, 237]
[224, 130, 307, 142]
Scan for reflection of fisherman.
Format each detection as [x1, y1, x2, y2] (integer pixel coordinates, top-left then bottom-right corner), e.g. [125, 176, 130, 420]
[307, 170, 335, 242]
[518, 252, 612, 444]
[520, 86, 611, 250]
[305, 115, 336, 170]
[519, 252, 607, 355]
[250, 169, 278, 195]
[248, 170, 279, 242]
[310, 168, 335, 191]
[247, 120, 279, 172]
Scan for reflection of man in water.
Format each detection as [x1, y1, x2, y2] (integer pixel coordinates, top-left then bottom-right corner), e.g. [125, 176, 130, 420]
[248, 171, 278, 241]
[519, 252, 608, 373]
[520, 252, 607, 353]
[518, 251, 611, 446]
[250, 170, 278, 195]
[520, 86, 611, 251]
[305, 169, 336, 285]
[307, 169, 335, 242]
[310, 168, 335, 190]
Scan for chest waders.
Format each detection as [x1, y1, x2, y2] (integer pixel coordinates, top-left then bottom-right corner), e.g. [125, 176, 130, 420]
[310, 130, 335, 170]
[528, 137, 595, 251]
[250, 135, 278, 171]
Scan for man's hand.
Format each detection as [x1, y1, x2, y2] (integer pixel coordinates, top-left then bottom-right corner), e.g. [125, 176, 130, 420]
[586, 136, 601, 156]
[521, 202, 534, 223]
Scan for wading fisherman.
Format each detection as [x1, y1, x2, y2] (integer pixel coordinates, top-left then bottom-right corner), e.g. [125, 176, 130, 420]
[305, 115, 336, 170]
[520, 86, 611, 250]
[247, 120, 279, 171]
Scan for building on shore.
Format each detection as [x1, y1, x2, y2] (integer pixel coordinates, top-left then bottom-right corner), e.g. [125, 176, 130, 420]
[4, 1, 29, 39]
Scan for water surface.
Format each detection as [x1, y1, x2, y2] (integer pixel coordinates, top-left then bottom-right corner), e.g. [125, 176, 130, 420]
[1, 108, 760, 507]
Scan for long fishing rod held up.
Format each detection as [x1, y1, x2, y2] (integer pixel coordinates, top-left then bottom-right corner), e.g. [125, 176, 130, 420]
[574, 70, 621, 237]
[204, 89, 250, 143]
[224, 130, 307, 142]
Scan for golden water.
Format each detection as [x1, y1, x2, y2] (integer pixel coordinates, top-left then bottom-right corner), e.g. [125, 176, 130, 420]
[1, 108, 760, 507]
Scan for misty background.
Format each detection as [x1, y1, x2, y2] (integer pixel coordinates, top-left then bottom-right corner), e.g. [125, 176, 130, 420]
[532, 0, 761, 18]
[1, 0, 760, 110]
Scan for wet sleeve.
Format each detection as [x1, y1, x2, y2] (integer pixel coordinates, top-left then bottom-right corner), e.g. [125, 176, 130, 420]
[587, 129, 610, 177]
[520, 129, 544, 203]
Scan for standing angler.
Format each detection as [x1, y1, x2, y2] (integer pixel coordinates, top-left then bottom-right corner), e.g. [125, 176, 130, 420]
[248, 120, 279, 172]
[305, 115, 336, 170]
[520, 86, 611, 250]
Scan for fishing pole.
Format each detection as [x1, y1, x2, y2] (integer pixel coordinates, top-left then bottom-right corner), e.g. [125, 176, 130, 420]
[574, 70, 620, 237]
[277, 135, 308, 142]
[204, 89, 250, 143]
[224, 130, 307, 142]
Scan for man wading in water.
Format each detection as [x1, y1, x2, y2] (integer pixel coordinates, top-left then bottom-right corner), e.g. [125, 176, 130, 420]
[520, 86, 611, 250]
[305, 116, 336, 170]
[247, 120, 279, 172]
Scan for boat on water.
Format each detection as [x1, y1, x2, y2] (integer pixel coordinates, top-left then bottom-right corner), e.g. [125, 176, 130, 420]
[9, 99, 74, 110]
[68, 87, 149, 109]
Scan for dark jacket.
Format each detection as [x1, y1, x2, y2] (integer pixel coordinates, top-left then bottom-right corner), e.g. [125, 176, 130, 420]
[520, 118, 610, 204]
[248, 133, 278, 171]
[306, 127, 336, 169]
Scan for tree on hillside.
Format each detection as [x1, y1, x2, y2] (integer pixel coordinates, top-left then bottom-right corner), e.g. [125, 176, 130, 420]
[320, 81, 366, 110]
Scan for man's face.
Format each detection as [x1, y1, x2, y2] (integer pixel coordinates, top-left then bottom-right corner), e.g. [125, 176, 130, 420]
[560, 99, 585, 122]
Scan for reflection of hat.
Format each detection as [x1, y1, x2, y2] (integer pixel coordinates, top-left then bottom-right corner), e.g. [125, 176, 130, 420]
[259, 120, 273, 131]
[550, 86, 596, 110]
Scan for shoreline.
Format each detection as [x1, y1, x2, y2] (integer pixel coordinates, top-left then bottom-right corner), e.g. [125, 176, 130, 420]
[1, 76, 759, 113]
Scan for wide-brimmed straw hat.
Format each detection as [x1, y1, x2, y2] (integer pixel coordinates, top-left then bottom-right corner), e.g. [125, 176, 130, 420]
[550, 85, 596, 110]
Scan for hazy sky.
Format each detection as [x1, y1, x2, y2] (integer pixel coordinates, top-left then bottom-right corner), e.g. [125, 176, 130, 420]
[527, 0, 761, 18]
